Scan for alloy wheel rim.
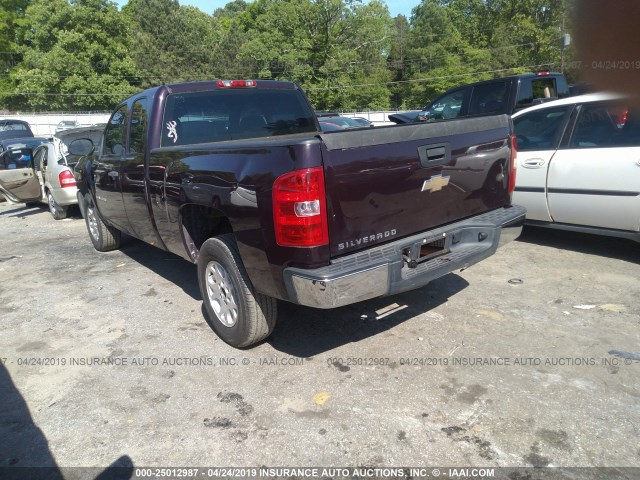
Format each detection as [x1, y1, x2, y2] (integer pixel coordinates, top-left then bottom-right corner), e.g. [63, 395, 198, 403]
[205, 261, 239, 327]
[48, 193, 56, 214]
[87, 206, 99, 240]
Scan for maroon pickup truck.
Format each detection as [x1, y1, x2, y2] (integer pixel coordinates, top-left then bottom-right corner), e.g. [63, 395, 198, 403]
[70, 79, 525, 348]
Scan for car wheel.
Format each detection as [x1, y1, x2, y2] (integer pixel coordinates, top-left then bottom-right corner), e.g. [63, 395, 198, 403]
[47, 191, 68, 220]
[84, 197, 121, 252]
[197, 234, 276, 348]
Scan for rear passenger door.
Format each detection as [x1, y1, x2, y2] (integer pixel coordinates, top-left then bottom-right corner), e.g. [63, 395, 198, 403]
[468, 81, 509, 116]
[546, 101, 640, 231]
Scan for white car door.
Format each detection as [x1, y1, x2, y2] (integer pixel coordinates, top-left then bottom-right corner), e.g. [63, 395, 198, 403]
[0, 147, 42, 203]
[547, 101, 640, 232]
[512, 105, 573, 222]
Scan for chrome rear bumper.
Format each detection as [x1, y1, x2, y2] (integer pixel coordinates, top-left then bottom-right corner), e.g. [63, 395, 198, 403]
[284, 205, 526, 309]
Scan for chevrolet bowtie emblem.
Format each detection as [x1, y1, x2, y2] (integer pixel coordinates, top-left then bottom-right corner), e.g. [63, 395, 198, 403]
[421, 174, 450, 192]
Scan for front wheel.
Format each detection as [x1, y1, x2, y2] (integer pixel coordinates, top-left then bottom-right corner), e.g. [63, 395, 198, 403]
[84, 197, 121, 251]
[197, 234, 276, 348]
[47, 191, 67, 220]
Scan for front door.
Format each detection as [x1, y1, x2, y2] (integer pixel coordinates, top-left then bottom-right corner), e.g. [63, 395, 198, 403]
[0, 147, 42, 203]
[512, 105, 573, 222]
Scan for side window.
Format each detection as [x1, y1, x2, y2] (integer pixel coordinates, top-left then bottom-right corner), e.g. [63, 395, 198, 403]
[514, 106, 570, 151]
[0, 148, 32, 169]
[469, 82, 508, 115]
[129, 99, 148, 154]
[570, 103, 629, 148]
[422, 89, 465, 121]
[103, 104, 128, 156]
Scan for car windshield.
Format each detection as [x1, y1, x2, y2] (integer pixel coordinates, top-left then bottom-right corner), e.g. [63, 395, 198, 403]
[0, 121, 30, 132]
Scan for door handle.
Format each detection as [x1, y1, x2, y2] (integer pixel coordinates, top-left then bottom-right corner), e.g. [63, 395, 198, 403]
[636, 159, 640, 167]
[522, 158, 546, 169]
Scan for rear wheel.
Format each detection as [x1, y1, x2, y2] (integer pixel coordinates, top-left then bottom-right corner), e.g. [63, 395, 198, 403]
[47, 191, 67, 220]
[197, 234, 276, 348]
[84, 197, 121, 251]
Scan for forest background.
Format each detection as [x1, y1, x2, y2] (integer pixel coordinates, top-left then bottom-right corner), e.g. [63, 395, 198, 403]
[0, 0, 577, 112]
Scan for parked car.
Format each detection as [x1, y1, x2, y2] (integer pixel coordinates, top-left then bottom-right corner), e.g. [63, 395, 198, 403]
[0, 119, 35, 143]
[512, 92, 640, 242]
[389, 70, 571, 124]
[318, 116, 372, 131]
[31, 140, 78, 219]
[349, 117, 373, 127]
[66, 79, 523, 348]
[0, 126, 105, 219]
[318, 120, 344, 132]
[0, 136, 50, 159]
[55, 120, 80, 133]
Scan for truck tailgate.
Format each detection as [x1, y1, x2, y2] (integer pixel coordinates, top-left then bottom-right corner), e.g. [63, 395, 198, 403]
[321, 115, 512, 257]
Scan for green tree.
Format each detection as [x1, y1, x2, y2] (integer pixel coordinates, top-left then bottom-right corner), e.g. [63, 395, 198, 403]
[234, 0, 392, 110]
[123, 0, 223, 86]
[11, 0, 138, 111]
[0, 0, 31, 109]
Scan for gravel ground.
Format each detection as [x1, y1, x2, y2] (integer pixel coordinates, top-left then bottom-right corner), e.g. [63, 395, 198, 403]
[0, 201, 638, 478]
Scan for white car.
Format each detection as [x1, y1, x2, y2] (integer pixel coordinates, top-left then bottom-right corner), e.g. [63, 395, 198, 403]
[0, 125, 105, 219]
[512, 92, 640, 242]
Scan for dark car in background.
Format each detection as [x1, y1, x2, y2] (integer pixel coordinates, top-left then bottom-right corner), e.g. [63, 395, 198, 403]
[317, 113, 374, 131]
[0, 119, 35, 142]
[389, 71, 571, 124]
[0, 137, 50, 160]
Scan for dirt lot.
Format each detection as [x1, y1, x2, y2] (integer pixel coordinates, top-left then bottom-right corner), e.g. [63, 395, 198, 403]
[1, 201, 639, 477]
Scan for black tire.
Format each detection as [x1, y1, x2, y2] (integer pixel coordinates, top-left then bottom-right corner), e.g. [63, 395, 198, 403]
[197, 234, 276, 348]
[47, 191, 67, 220]
[84, 197, 121, 252]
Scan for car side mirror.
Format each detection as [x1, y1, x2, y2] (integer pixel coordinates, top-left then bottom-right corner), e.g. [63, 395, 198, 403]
[68, 138, 95, 156]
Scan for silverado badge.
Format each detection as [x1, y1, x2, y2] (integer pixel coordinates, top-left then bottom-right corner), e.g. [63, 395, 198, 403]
[421, 174, 450, 193]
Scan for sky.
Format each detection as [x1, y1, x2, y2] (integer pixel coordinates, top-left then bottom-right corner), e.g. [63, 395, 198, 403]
[113, 0, 421, 18]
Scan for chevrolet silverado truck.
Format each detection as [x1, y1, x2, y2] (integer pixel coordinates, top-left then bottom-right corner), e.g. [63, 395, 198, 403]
[68, 79, 525, 348]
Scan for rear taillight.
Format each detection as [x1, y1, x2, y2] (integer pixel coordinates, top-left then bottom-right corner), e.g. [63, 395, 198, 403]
[508, 134, 517, 194]
[273, 167, 329, 247]
[59, 170, 76, 188]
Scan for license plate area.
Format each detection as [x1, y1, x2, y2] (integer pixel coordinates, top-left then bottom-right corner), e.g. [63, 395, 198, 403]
[401, 234, 449, 269]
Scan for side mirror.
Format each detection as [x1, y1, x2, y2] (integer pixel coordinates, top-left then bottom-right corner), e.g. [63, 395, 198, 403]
[68, 138, 95, 156]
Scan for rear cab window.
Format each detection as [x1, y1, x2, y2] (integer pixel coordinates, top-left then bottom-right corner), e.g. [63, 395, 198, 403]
[161, 88, 317, 147]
